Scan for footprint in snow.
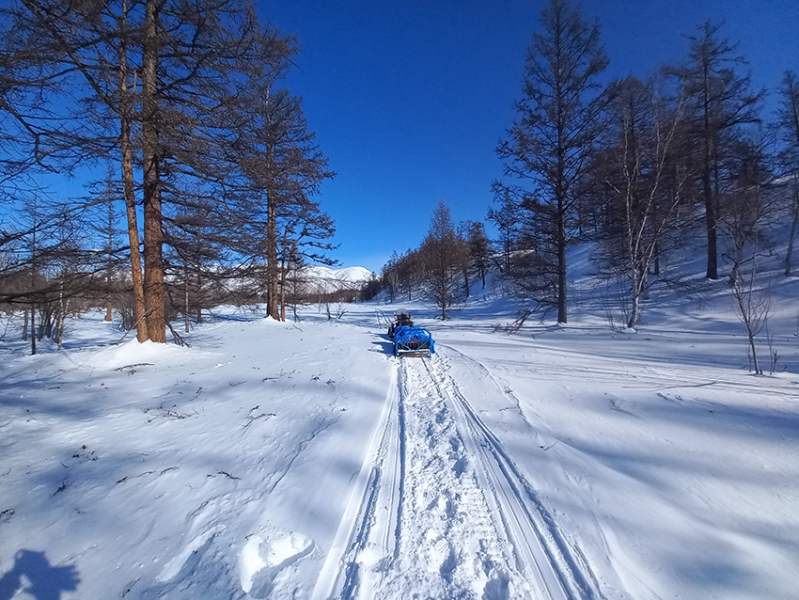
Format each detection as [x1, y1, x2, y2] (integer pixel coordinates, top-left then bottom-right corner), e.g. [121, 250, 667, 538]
[239, 529, 314, 598]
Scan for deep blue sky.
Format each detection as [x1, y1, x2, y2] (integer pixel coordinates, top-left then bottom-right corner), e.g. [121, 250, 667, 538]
[256, 0, 798, 273]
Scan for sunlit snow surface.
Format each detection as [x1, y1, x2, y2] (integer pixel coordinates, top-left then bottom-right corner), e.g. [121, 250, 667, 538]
[1, 266, 798, 599]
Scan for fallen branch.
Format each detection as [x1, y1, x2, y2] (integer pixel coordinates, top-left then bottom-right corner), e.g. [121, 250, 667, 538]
[208, 470, 240, 480]
[114, 363, 154, 372]
[167, 321, 191, 347]
[53, 480, 72, 496]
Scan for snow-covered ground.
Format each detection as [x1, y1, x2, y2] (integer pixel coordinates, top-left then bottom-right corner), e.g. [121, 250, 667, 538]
[1, 252, 799, 599]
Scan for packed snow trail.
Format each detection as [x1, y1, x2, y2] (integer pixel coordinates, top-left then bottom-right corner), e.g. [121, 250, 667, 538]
[315, 349, 602, 600]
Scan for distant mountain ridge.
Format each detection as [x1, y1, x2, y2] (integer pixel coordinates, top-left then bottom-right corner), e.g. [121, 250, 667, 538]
[305, 265, 374, 283]
[302, 265, 375, 293]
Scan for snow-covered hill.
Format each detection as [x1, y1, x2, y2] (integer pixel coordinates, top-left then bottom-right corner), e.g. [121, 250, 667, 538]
[301, 265, 375, 294]
[305, 265, 374, 284]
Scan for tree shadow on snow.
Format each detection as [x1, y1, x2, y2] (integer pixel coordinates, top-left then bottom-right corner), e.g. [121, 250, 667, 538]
[203, 310, 261, 323]
[0, 550, 79, 600]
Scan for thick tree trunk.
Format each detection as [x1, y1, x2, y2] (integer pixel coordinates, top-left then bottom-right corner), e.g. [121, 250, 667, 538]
[118, 0, 148, 342]
[141, 0, 165, 342]
[120, 144, 146, 337]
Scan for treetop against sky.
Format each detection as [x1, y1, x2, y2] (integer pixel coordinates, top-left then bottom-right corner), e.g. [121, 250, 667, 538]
[257, 0, 797, 271]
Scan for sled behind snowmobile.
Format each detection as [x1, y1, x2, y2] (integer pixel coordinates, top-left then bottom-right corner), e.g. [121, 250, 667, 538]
[393, 324, 435, 357]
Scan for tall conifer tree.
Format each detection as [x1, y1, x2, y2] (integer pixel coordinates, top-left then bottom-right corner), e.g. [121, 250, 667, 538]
[497, 0, 608, 322]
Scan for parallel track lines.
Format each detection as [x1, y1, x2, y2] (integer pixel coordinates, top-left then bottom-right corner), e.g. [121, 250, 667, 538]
[315, 349, 601, 599]
[422, 357, 581, 600]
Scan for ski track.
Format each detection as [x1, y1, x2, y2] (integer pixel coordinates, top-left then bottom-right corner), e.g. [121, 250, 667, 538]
[310, 365, 403, 600]
[317, 348, 601, 600]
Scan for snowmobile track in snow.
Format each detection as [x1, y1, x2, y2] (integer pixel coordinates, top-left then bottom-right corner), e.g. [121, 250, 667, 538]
[313, 350, 602, 600]
[425, 349, 605, 600]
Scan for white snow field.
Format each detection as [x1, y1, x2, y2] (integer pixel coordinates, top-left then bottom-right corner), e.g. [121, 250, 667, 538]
[1, 260, 799, 599]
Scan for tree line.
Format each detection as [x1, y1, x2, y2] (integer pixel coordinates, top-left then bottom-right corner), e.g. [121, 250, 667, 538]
[378, 200, 491, 320]
[380, 0, 799, 330]
[0, 0, 336, 351]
